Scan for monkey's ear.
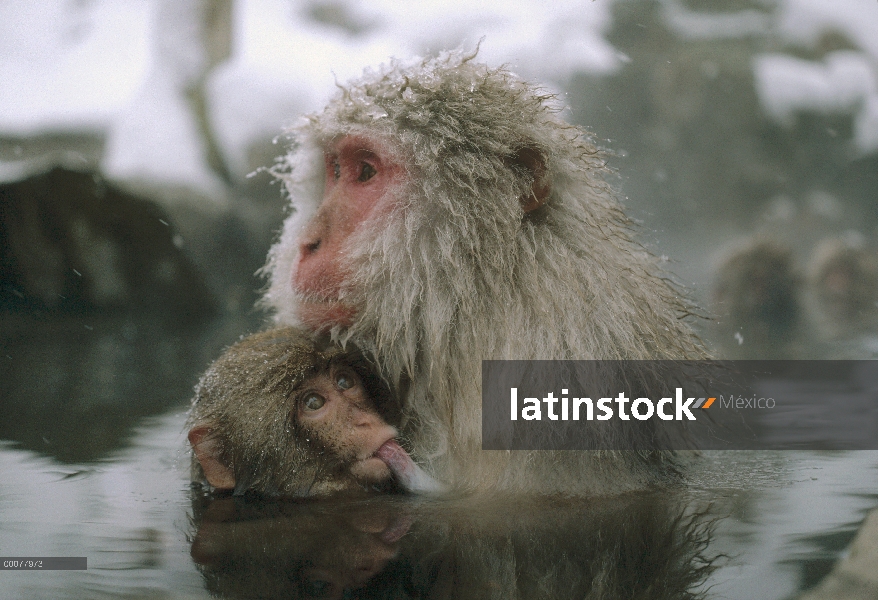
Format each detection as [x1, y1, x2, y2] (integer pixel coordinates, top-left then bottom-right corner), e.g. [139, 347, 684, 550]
[514, 147, 551, 213]
[188, 425, 236, 490]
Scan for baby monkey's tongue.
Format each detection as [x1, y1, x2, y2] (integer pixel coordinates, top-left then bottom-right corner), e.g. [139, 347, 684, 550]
[376, 440, 445, 495]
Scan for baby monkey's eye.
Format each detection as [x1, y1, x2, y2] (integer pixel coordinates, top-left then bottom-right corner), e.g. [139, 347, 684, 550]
[332, 161, 341, 180]
[302, 393, 326, 411]
[335, 372, 354, 390]
[358, 162, 376, 182]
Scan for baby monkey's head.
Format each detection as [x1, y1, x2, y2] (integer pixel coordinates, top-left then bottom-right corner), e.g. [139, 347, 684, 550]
[188, 327, 406, 497]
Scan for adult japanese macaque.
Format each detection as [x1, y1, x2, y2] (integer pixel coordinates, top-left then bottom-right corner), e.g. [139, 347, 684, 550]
[806, 237, 878, 343]
[262, 52, 705, 495]
[188, 327, 442, 497]
[711, 239, 805, 359]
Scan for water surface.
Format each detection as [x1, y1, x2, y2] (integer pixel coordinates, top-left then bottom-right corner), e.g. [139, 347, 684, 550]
[1, 315, 876, 599]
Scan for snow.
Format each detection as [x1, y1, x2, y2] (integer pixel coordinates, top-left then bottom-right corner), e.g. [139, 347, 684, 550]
[207, 0, 617, 178]
[0, 0, 153, 135]
[101, 68, 228, 202]
[0, 0, 876, 192]
[0, 0, 617, 191]
[660, 0, 772, 40]
[754, 50, 878, 154]
[774, 0, 878, 61]
[754, 0, 878, 154]
[754, 52, 877, 124]
[101, 1, 227, 201]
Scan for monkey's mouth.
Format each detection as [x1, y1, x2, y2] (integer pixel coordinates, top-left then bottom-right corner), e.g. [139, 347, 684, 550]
[348, 432, 398, 485]
[374, 439, 414, 479]
[375, 440, 445, 495]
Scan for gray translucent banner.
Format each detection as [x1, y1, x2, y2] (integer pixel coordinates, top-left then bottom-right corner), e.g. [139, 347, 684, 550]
[0, 557, 87, 570]
[482, 360, 878, 450]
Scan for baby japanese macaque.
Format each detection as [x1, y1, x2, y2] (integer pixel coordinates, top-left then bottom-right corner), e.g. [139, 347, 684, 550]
[188, 327, 442, 497]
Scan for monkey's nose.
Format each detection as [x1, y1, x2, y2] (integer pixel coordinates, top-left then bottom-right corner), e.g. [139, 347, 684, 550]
[299, 237, 321, 257]
[294, 235, 322, 291]
[298, 213, 328, 259]
[352, 406, 382, 427]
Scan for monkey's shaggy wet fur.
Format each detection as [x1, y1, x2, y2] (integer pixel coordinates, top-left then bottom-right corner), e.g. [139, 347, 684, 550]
[263, 51, 706, 495]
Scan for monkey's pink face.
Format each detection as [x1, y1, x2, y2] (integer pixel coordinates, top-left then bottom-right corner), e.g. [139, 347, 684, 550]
[298, 365, 398, 485]
[293, 135, 404, 331]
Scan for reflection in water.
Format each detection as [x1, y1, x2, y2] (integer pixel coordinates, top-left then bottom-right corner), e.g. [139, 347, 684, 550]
[0, 314, 876, 598]
[2, 415, 876, 599]
[189, 492, 714, 600]
[0, 406, 876, 599]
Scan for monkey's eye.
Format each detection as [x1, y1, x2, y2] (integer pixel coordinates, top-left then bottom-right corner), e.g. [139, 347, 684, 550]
[357, 162, 376, 182]
[335, 371, 355, 390]
[332, 161, 341, 180]
[302, 393, 326, 411]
